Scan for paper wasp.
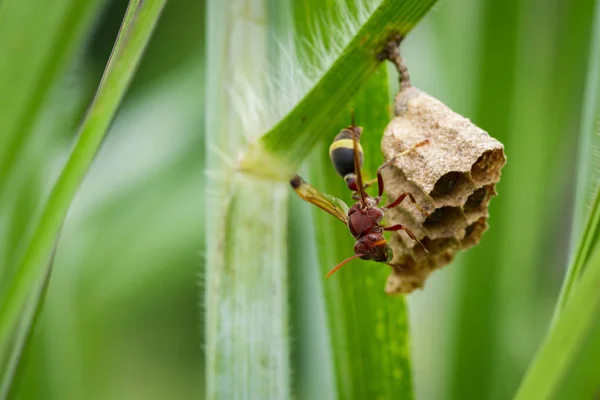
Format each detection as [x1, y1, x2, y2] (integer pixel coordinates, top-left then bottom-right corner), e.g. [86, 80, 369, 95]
[290, 119, 428, 277]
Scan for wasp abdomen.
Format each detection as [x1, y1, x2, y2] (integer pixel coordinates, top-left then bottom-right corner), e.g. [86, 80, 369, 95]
[329, 127, 364, 179]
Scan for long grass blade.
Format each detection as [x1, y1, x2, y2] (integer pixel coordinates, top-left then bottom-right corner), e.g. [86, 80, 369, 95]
[306, 70, 414, 399]
[514, 1, 600, 397]
[286, 2, 435, 398]
[514, 244, 600, 399]
[554, 187, 600, 315]
[0, 242, 57, 399]
[554, 0, 600, 315]
[0, 0, 167, 363]
[448, 0, 596, 397]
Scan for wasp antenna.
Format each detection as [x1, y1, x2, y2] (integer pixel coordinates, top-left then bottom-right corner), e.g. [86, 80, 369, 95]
[350, 109, 356, 127]
[326, 254, 364, 278]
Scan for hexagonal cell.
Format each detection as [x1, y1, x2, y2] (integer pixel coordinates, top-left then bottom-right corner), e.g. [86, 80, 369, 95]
[462, 185, 496, 224]
[420, 236, 460, 256]
[464, 187, 487, 211]
[422, 206, 468, 240]
[470, 149, 505, 186]
[428, 171, 474, 207]
[461, 218, 488, 249]
[464, 184, 496, 211]
[381, 165, 437, 221]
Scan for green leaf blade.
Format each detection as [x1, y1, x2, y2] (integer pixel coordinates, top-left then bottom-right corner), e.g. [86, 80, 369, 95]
[242, 0, 437, 179]
[515, 245, 600, 399]
[514, 1, 600, 397]
[303, 68, 413, 400]
[554, 0, 600, 315]
[0, 0, 167, 371]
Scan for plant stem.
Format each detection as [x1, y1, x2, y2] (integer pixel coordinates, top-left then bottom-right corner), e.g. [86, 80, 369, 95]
[204, 0, 290, 398]
[205, 177, 290, 399]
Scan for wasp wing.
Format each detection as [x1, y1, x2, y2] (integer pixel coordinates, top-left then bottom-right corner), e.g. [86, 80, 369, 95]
[290, 175, 349, 224]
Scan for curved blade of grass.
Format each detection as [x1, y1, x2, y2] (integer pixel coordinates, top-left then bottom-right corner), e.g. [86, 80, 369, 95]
[446, 0, 596, 397]
[554, 188, 600, 315]
[307, 69, 413, 399]
[240, 0, 437, 180]
[514, 244, 600, 399]
[0, 243, 57, 400]
[0, 0, 105, 187]
[287, 2, 422, 397]
[0, 0, 167, 362]
[515, 2, 600, 397]
[292, 2, 434, 398]
[554, 0, 600, 315]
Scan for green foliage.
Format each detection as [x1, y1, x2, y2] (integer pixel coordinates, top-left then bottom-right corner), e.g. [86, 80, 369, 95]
[438, 0, 598, 398]
[556, 1, 600, 314]
[515, 245, 600, 399]
[305, 72, 414, 399]
[515, 3, 600, 397]
[0, 0, 167, 393]
[287, 4, 421, 394]
[0, 0, 598, 399]
[241, 0, 437, 179]
[206, 0, 436, 397]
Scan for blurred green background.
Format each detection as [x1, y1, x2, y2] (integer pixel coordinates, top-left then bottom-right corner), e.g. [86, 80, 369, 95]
[1, 0, 597, 398]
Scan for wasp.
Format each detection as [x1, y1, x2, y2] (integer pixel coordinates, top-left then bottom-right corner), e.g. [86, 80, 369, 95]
[290, 119, 428, 277]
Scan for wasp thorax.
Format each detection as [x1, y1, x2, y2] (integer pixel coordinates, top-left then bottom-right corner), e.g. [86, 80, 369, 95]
[347, 204, 384, 239]
[381, 84, 506, 295]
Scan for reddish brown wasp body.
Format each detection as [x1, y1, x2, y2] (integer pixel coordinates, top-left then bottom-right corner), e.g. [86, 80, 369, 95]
[290, 120, 428, 277]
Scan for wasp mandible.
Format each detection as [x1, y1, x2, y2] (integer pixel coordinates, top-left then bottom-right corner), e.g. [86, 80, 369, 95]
[290, 118, 428, 277]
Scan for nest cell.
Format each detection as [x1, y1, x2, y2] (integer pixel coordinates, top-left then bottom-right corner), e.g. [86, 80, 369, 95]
[471, 149, 505, 186]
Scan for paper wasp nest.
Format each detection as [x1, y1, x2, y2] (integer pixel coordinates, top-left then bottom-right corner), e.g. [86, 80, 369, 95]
[382, 85, 506, 294]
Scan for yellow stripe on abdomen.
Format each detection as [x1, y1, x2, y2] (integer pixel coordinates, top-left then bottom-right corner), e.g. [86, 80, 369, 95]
[329, 139, 363, 156]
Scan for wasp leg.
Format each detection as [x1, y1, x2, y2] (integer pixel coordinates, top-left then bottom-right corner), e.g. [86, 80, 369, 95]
[384, 224, 429, 254]
[374, 140, 429, 203]
[382, 192, 426, 216]
[374, 157, 400, 201]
